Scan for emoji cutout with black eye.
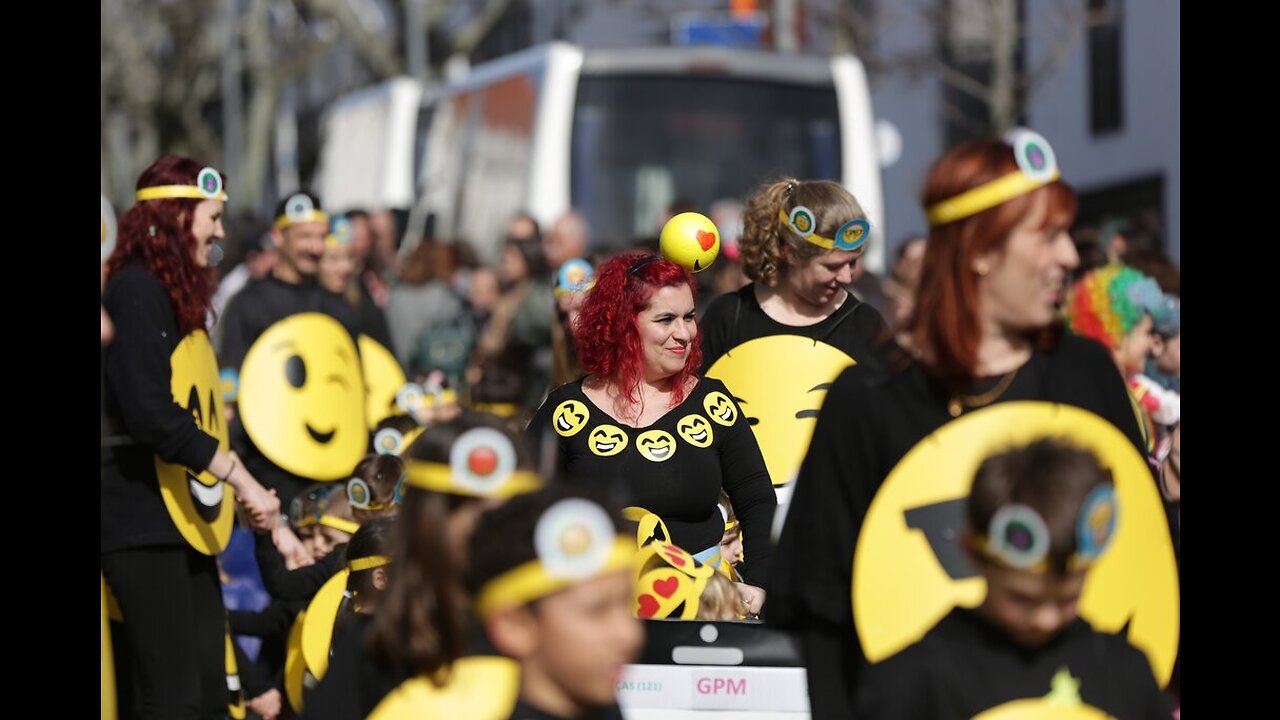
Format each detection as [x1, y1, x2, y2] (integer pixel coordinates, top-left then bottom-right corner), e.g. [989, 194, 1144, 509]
[284, 610, 308, 713]
[588, 424, 628, 457]
[676, 414, 714, 448]
[631, 510, 672, 549]
[707, 336, 854, 488]
[101, 576, 116, 720]
[226, 628, 246, 719]
[239, 313, 368, 481]
[852, 402, 1179, 685]
[553, 400, 590, 437]
[702, 391, 739, 426]
[359, 334, 407, 429]
[155, 330, 235, 554]
[636, 430, 676, 462]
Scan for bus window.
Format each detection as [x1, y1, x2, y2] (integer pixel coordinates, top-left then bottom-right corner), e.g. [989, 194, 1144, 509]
[571, 75, 842, 247]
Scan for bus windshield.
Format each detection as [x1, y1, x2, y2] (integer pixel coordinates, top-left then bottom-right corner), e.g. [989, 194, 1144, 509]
[571, 75, 842, 247]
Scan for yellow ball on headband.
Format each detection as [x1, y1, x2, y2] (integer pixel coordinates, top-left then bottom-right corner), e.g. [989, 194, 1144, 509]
[660, 212, 720, 273]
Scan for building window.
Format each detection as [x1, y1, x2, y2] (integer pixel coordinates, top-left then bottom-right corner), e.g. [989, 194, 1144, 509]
[1088, 0, 1123, 134]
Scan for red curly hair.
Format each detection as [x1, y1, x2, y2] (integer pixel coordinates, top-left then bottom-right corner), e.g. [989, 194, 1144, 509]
[573, 252, 702, 407]
[912, 139, 1076, 388]
[106, 155, 221, 336]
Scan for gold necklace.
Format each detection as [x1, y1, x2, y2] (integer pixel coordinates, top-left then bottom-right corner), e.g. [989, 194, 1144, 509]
[948, 369, 1018, 418]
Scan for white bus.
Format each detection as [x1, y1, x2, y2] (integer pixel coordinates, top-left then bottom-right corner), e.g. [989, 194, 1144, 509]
[318, 41, 885, 271]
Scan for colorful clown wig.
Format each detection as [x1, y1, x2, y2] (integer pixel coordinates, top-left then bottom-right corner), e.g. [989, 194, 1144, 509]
[1064, 265, 1164, 350]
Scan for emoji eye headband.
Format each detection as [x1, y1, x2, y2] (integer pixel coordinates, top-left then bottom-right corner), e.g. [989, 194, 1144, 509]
[778, 206, 870, 252]
[476, 498, 635, 618]
[135, 166, 229, 203]
[554, 258, 596, 297]
[326, 215, 353, 248]
[404, 427, 542, 500]
[346, 473, 406, 511]
[925, 128, 1061, 228]
[974, 484, 1118, 573]
[274, 193, 329, 230]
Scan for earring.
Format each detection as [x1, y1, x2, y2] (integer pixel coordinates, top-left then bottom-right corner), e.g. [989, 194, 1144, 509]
[148, 225, 157, 238]
[974, 262, 990, 277]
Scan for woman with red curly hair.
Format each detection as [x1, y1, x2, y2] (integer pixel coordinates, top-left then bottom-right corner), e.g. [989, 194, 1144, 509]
[102, 155, 279, 718]
[769, 131, 1151, 718]
[527, 251, 776, 616]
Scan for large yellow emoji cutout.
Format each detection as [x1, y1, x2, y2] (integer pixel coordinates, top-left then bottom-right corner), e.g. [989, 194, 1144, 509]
[588, 424, 628, 457]
[155, 330, 235, 554]
[707, 336, 854, 487]
[101, 575, 116, 720]
[636, 430, 677, 462]
[367, 656, 521, 720]
[239, 313, 367, 481]
[226, 629, 246, 719]
[358, 334, 407, 429]
[852, 402, 1179, 685]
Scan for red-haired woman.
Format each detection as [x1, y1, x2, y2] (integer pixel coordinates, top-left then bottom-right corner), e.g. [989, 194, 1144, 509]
[102, 155, 279, 718]
[527, 252, 776, 616]
[768, 131, 1149, 717]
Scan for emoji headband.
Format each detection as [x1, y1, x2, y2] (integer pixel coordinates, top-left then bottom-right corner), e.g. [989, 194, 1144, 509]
[926, 128, 1060, 228]
[404, 427, 541, 500]
[476, 498, 634, 617]
[974, 483, 1118, 573]
[274, 193, 329, 230]
[136, 167, 228, 203]
[779, 205, 869, 252]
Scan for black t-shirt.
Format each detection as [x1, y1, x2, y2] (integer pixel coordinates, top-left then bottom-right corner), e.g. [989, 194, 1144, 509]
[699, 283, 893, 375]
[854, 607, 1171, 720]
[102, 263, 220, 554]
[527, 377, 776, 585]
[768, 330, 1149, 718]
[218, 273, 359, 504]
[305, 613, 411, 720]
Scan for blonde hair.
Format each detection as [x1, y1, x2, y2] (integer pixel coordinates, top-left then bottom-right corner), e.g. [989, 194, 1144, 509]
[740, 178, 868, 287]
[696, 573, 745, 621]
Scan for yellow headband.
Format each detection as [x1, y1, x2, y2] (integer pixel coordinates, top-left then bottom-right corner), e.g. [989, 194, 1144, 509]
[348, 555, 391, 573]
[925, 128, 1061, 228]
[136, 166, 228, 203]
[403, 427, 542, 499]
[320, 516, 361, 535]
[404, 461, 541, 499]
[295, 514, 360, 535]
[471, 402, 520, 418]
[778, 209, 870, 252]
[476, 537, 635, 617]
[926, 170, 1060, 228]
[275, 210, 330, 229]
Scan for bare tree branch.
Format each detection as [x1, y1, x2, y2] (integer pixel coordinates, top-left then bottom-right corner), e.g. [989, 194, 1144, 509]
[451, 0, 518, 56]
[303, 0, 403, 78]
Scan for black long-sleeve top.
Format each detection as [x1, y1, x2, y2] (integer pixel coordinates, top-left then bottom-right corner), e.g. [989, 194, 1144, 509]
[527, 376, 776, 586]
[102, 262, 220, 553]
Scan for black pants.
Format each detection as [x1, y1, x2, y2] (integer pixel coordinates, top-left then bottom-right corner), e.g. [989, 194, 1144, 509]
[102, 545, 227, 720]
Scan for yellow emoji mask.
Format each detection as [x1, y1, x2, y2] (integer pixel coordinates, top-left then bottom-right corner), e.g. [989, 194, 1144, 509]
[707, 335, 854, 487]
[156, 330, 235, 554]
[852, 402, 1178, 684]
[239, 313, 368, 481]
